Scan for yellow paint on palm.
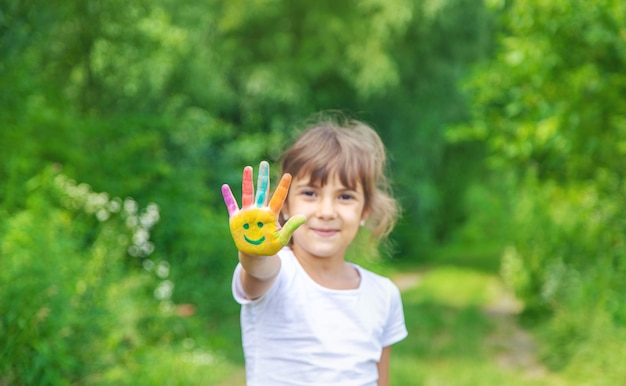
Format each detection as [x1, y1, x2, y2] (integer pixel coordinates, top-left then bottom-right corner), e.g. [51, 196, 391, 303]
[222, 161, 306, 256]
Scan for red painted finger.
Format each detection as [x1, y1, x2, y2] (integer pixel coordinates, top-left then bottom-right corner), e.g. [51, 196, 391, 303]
[242, 166, 254, 208]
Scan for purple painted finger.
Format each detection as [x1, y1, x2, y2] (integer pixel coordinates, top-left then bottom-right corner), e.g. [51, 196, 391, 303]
[221, 184, 239, 216]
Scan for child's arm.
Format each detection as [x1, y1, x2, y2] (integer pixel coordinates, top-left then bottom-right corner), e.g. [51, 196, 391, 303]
[238, 251, 281, 300]
[222, 161, 305, 299]
[377, 346, 391, 386]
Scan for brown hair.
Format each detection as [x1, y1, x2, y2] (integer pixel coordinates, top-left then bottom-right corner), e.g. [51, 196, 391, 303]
[279, 113, 400, 248]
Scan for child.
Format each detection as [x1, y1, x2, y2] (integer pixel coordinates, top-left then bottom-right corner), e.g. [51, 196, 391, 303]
[221, 115, 407, 386]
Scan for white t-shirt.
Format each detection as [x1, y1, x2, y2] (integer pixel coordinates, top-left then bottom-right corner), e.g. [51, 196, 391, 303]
[232, 248, 408, 386]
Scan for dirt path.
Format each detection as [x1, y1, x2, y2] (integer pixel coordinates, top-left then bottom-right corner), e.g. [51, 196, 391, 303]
[482, 284, 549, 379]
[392, 270, 550, 381]
[392, 271, 424, 291]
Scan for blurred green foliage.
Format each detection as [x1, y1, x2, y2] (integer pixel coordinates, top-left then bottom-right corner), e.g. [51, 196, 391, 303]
[2, 169, 159, 383]
[1, 0, 495, 382]
[3, 0, 624, 383]
[460, 0, 626, 381]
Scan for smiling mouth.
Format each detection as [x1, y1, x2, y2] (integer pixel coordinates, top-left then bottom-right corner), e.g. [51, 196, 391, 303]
[244, 235, 266, 245]
[313, 229, 339, 237]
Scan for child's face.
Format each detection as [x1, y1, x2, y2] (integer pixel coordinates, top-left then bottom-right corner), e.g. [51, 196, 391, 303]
[284, 172, 368, 261]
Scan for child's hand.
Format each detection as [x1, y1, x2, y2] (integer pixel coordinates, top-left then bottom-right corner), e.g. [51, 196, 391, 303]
[221, 161, 306, 256]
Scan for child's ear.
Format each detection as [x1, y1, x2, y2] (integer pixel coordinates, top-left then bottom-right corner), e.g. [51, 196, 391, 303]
[361, 208, 370, 223]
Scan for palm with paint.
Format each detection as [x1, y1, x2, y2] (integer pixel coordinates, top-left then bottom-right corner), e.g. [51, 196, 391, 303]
[221, 161, 306, 256]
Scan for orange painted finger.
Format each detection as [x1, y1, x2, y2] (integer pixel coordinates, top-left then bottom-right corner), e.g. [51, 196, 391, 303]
[242, 166, 254, 208]
[269, 173, 292, 213]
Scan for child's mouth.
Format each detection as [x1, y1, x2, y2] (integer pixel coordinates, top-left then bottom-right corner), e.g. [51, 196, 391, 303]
[313, 228, 339, 237]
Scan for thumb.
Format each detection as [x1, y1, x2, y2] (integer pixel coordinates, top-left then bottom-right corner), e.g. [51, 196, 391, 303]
[278, 215, 306, 246]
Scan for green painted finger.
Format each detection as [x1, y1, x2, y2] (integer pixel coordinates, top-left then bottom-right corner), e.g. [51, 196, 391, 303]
[279, 215, 307, 246]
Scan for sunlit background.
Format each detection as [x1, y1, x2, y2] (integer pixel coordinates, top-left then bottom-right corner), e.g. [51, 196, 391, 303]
[1, 0, 625, 384]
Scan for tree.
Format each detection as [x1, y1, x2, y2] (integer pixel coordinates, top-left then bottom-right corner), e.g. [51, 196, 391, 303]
[464, 0, 626, 376]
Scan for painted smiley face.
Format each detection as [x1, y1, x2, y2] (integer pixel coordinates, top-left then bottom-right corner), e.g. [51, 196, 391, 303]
[243, 222, 267, 245]
[229, 208, 281, 255]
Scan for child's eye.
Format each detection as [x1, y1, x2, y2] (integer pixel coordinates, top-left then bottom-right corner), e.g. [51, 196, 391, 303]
[301, 190, 316, 197]
[339, 193, 354, 200]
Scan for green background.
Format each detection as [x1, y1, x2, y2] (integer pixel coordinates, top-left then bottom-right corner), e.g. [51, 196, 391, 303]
[1, 0, 625, 384]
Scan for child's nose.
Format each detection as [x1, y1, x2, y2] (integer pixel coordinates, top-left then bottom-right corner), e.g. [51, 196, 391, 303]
[316, 197, 336, 219]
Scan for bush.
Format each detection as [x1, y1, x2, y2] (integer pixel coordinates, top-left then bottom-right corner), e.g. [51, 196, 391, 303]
[461, 0, 626, 380]
[0, 168, 166, 384]
[500, 172, 626, 373]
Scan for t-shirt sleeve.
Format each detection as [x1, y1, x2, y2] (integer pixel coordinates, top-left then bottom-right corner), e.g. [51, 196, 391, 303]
[232, 262, 256, 305]
[382, 281, 408, 347]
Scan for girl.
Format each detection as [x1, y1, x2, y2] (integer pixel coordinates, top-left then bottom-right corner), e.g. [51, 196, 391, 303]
[222, 116, 407, 386]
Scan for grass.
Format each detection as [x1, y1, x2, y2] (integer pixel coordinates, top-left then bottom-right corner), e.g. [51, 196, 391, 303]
[97, 344, 244, 386]
[77, 242, 619, 386]
[198, 245, 603, 386]
[203, 250, 563, 386]
[390, 264, 561, 386]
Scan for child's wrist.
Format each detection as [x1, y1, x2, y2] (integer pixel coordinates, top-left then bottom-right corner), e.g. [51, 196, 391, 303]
[238, 251, 280, 281]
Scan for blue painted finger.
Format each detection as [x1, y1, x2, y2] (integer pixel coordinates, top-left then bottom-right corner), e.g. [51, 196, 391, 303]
[255, 161, 270, 207]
